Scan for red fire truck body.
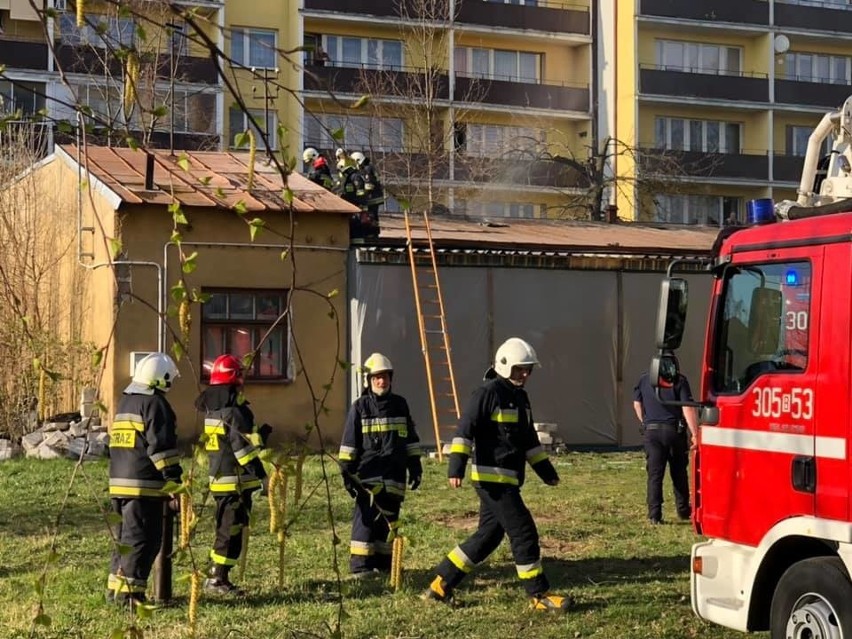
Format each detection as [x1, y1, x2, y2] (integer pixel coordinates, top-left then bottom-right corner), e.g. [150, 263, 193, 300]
[655, 97, 852, 638]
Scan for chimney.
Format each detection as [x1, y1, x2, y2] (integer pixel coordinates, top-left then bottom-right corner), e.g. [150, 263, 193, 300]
[605, 204, 619, 224]
[144, 152, 155, 190]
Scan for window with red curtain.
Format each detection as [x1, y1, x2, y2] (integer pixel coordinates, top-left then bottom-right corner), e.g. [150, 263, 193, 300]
[201, 289, 288, 381]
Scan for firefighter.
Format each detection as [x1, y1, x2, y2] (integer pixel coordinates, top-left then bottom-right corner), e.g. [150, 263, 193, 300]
[336, 159, 370, 239]
[351, 151, 383, 236]
[107, 352, 183, 606]
[195, 354, 267, 594]
[632, 355, 698, 525]
[303, 147, 333, 189]
[422, 338, 569, 612]
[338, 353, 422, 577]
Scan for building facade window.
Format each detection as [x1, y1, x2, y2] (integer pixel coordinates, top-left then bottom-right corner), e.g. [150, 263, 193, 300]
[322, 36, 403, 70]
[463, 124, 542, 157]
[60, 13, 135, 47]
[656, 40, 742, 76]
[0, 80, 46, 115]
[787, 124, 833, 156]
[457, 199, 540, 218]
[231, 28, 277, 69]
[783, 52, 851, 84]
[202, 289, 289, 381]
[654, 117, 741, 153]
[454, 47, 541, 83]
[304, 114, 404, 152]
[153, 90, 217, 134]
[655, 194, 741, 226]
[229, 108, 277, 149]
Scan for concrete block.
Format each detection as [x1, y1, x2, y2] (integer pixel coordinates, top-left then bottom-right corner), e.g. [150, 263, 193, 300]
[534, 422, 557, 434]
[42, 422, 70, 432]
[536, 432, 554, 445]
[0, 439, 21, 460]
[21, 431, 44, 452]
[42, 431, 70, 451]
[35, 443, 64, 460]
[66, 437, 103, 461]
[68, 422, 87, 438]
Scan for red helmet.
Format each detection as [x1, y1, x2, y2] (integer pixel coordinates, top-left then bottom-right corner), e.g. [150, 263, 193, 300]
[210, 354, 243, 385]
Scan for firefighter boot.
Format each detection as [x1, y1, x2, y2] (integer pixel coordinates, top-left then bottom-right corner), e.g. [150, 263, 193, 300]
[203, 564, 243, 596]
[420, 576, 454, 605]
[530, 592, 571, 613]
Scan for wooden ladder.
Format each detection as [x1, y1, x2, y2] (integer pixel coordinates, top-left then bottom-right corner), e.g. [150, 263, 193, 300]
[404, 209, 460, 461]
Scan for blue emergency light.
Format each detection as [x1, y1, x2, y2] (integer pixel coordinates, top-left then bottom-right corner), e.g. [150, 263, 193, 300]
[785, 269, 800, 286]
[746, 198, 776, 225]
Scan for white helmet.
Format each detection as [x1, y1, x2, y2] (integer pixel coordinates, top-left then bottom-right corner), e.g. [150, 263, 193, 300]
[350, 151, 366, 167]
[303, 147, 318, 164]
[493, 338, 539, 379]
[335, 147, 346, 160]
[362, 352, 393, 388]
[124, 352, 180, 395]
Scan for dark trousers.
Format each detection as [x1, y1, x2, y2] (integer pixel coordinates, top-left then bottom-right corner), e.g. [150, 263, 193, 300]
[350, 490, 401, 573]
[108, 498, 164, 597]
[435, 485, 549, 597]
[211, 492, 253, 567]
[644, 426, 690, 521]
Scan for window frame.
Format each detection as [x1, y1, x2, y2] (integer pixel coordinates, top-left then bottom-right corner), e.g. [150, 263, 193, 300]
[200, 288, 291, 382]
[454, 46, 542, 84]
[654, 193, 741, 226]
[231, 27, 278, 69]
[654, 116, 742, 154]
[304, 113, 404, 152]
[322, 35, 404, 70]
[229, 107, 278, 150]
[784, 51, 851, 84]
[656, 39, 742, 76]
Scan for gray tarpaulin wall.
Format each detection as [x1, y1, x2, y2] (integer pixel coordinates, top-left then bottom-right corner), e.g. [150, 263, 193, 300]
[349, 259, 710, 448]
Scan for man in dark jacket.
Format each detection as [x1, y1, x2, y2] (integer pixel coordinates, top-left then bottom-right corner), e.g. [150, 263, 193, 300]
[107, 352, 183, 606]
[196, 353, 267, 594]
[351, 151, 383, 235]
[422, 338, 569, 612]
[303, 147, 333, 189]
[338, 352, 422, 576]
[633, 357, 698, 525]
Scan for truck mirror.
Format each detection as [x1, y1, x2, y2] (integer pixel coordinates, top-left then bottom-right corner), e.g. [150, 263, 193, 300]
[655, 278, 688, 350]
[650, 352, 679, 389]
[748, 287, 783, 355]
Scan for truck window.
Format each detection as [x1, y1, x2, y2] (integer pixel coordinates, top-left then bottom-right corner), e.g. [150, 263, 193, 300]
[712, 261, 810, 394]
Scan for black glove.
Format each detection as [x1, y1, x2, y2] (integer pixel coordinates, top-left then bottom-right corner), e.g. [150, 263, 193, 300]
[258, 423, 272, 447]
[342, 474, 358, 498]
[408, 457, 423, 491]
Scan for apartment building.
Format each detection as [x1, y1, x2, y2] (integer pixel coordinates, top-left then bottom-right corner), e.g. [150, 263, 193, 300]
[0, 0, 222, 153]
[602, 0, 852, 225]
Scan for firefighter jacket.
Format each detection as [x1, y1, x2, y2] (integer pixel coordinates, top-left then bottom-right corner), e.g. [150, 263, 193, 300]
[360, 161, 384, 204]
[109, 391, 182, 499]
[337, 166, 367, 207]
[195, 385, 265, 495]
[308, 156, 333, 189]
[338, 389, 422, 499]
[448, 375, 558, 488]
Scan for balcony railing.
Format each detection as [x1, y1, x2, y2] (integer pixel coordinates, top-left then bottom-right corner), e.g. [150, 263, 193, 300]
[0, 38, 49, 71]
[640, 148, 770, 181]
[455, 75, 589, 111]
[773, 153, 806, 183]
[639, 0, 768, 24]
[56, 45, 219, 85]
[775, 78, 852, 108]
[775, 1, 852, 32]
[639, 65, 768, 103]
[304, 63, 450, 99]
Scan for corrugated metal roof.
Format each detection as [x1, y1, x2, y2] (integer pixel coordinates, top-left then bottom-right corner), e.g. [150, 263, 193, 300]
[374, 213, 720, 257]
[57, 145, 360, 215]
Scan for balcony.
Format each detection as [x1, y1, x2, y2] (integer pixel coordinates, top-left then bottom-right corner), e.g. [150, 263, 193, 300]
[456, 1, 590, 35]
[0, 39, 48, 71]
[774, 154, 805, 183]
[640, 148, 770, 181]
[304, 0, 411, 18]
[775, 78, 852, 109]
[454, 75, 589, 112]
[639, 0, 768, 24]
[775, 1, 852, 33]
[304, 63, 450, 100]
[640, 65, 768, 103]
[454, 156, 590, 188]
[56, 45, 219, 85]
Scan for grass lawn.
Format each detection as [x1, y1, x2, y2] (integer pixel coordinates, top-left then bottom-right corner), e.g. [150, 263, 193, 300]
[0, 452, 756, 639]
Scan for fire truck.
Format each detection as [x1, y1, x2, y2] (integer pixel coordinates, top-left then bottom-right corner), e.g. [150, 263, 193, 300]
[653, 95, 852, 639]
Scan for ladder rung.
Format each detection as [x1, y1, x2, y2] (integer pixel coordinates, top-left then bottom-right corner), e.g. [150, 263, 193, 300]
[425, 329, 444, 334]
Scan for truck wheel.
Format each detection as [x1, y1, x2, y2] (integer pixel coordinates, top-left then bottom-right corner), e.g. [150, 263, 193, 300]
[770, 557, 852, 639]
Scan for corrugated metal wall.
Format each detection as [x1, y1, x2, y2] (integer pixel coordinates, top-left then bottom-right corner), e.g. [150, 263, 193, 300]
[349, 258, 711, 448]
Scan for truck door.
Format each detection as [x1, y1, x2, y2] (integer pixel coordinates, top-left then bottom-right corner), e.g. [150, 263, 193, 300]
[699, 248, 822, 546]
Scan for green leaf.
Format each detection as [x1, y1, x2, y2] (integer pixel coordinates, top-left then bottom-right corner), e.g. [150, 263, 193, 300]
[327, 288, 339, 299]
[57, 120, 73, 134]
[108, 237, 122, 260]
[327, 309, 336, 319]
[135, 24, 147, 42]
[177, 154, 191, 172]
[125, 137, 139, 151]
[214, 187, 226, 199]
[191, 290, 211, 304]
[162, 481, 183, 494]
[331, 127, 345, 141]
[240, 353, 255, 369]
[91, 349, 104, 368]
[172, 341, 184, 361]
[234, 131, 248, 149]
[282, 187, 293, 204]
[109, 628, 124, 639]
[199, 175, 212, 186]
[106, 512, 123, 526]
[173, 209, 189, 226]
[170, 282, 187, 303]
[170, 230, 182, 244]
[350, 94, 370, 110]
[279, 249, 289, 262]
[398, 197, 411, 211]
[181, 251, 198, 274]
[233, 200, 248, 215]
[259, 448, 275, 462]
[168, 201, 181, 214]
[95, 400, 108, 414]
[151, 105, 168, 118]
[33, 614, 51, 627]
[117, 543, 133, 556]
[249, 218, 266, 241]
[135, 602, 155, 620]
